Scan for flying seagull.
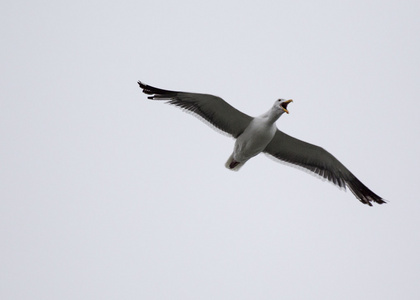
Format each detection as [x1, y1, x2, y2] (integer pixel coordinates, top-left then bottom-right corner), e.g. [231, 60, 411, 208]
[138, 81, 385, 206]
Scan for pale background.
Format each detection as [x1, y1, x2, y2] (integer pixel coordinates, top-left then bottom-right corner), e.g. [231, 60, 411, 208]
[1, 0, 420, 299]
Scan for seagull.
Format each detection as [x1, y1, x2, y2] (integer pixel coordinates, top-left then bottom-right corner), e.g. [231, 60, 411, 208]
[138, 81, 385, 206]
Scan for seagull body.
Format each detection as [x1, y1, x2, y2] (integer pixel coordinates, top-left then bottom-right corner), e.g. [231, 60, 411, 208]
[138, 81, 385, 206]
[227, 101, 288, 170]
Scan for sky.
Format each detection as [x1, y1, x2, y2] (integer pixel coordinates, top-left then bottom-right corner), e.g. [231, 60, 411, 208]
[1, 0, 420, 299]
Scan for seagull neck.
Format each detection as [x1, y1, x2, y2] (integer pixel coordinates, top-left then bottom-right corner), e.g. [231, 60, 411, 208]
[260, 108, 283, 124]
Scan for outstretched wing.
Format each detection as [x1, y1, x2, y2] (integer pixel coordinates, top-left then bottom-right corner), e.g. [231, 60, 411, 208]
[138, 81, 253, 138]
[264, 130, 385, 206]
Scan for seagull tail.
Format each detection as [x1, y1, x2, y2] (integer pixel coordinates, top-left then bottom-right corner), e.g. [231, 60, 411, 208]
[225, 154, 245, 171]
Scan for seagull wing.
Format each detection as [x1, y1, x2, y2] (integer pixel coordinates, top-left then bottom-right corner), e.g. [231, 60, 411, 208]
[264, 130, 385, 206]
[138, 81, 253, 138]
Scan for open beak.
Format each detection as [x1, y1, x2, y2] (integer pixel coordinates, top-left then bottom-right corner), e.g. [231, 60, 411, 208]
[281, 99, 293, 114]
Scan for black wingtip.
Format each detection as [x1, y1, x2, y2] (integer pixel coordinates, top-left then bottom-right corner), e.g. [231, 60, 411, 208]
[137, 80, 179, 100]
[346, 177, 387, 206]
[138, 81, 157, 99]
[137, 81, 152, 95]
[137, 80, 146, 89]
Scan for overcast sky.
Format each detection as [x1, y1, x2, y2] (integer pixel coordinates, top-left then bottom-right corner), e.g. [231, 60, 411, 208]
[2, 0, 420, 299]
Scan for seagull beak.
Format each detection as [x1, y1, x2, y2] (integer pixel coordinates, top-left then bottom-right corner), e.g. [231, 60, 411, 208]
[281, 99, 293, 114]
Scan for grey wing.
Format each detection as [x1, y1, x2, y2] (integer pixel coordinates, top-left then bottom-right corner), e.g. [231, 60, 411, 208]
[264, 130, 385, 206]
[138, 81, 253, 138]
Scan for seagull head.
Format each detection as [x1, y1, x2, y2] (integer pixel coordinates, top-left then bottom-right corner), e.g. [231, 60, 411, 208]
[275, 99, 293, 114]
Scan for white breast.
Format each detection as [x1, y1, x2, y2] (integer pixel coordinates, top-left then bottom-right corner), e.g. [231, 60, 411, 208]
[233, 117, 277, 162]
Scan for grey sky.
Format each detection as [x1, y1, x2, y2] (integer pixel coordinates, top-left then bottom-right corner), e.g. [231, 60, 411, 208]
[1, 0, 420, 299]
